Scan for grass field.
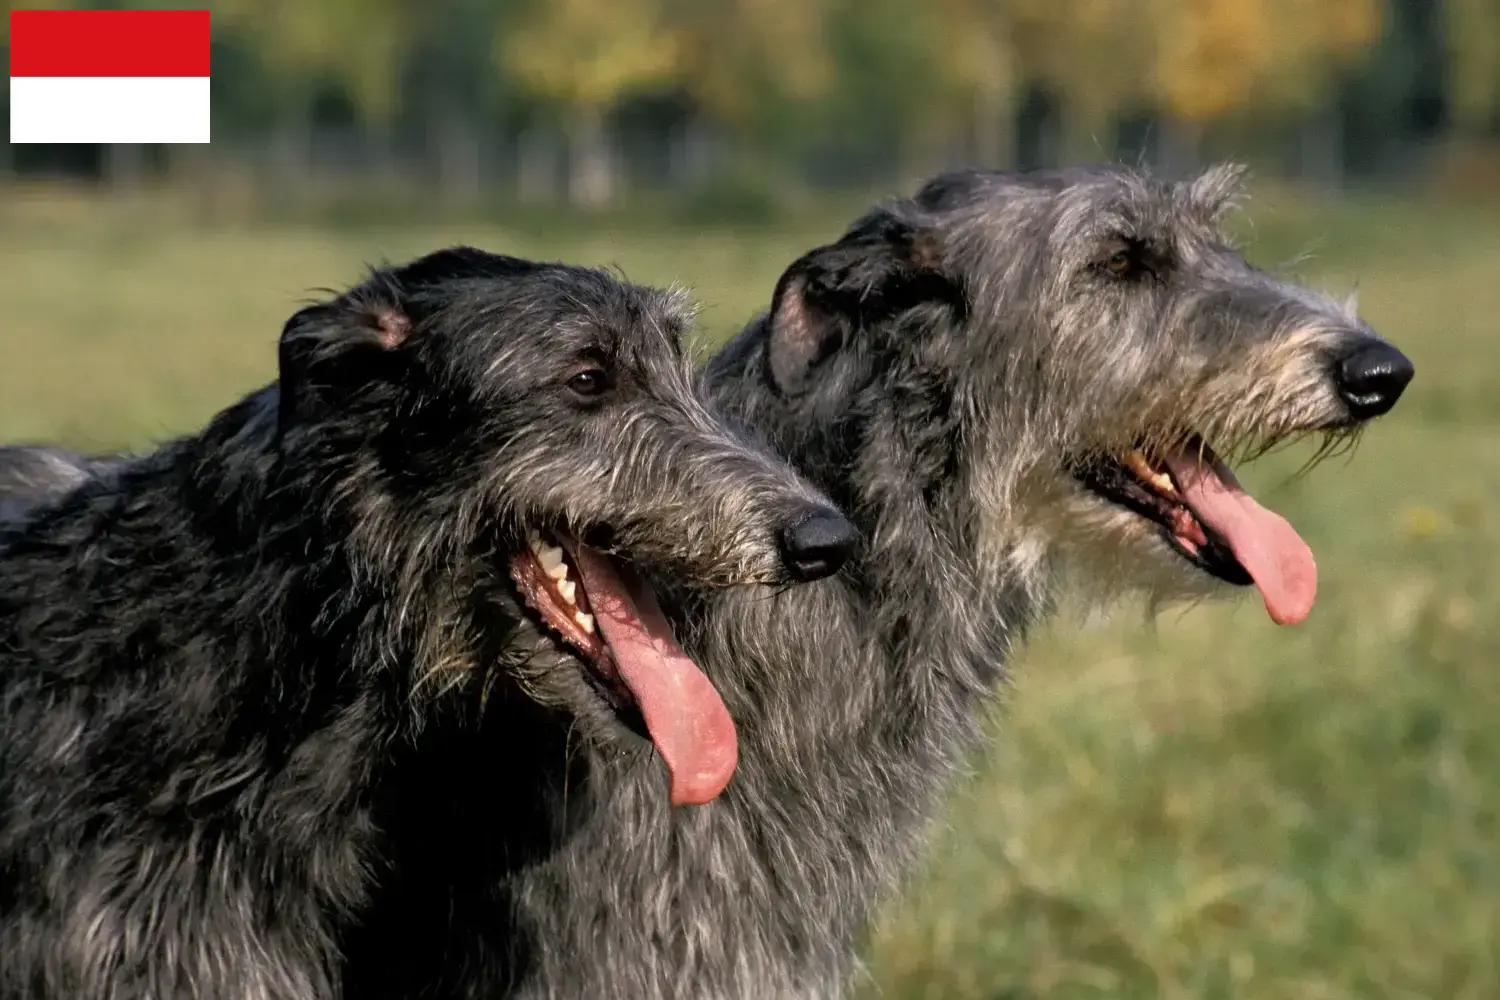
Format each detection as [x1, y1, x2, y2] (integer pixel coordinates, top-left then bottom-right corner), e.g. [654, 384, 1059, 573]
[2, 182, 1497, 999]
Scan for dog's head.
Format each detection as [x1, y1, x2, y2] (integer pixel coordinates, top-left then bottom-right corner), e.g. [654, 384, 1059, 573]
[277, 247, 858, 804]
[727, 165, 1412, 625]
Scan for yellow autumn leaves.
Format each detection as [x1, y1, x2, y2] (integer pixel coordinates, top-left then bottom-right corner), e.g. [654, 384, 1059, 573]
[493, 0, 1390, 135]
[10, 0, 1495, 141]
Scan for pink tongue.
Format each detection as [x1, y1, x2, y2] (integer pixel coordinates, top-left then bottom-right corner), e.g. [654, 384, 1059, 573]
[1162, 454, 1318, 626]
[568, 546, 737, 805]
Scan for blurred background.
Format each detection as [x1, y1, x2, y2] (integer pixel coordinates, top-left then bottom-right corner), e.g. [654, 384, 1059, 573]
[3, 2, 1498, 998]
[3, 0, 1500, 213]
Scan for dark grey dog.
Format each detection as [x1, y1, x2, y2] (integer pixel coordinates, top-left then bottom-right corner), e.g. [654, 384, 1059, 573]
[340, 165, 1413, 1000]
[0, 247, 856, 1000]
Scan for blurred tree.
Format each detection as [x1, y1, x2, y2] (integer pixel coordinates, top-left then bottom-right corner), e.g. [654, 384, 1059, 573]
[404, 0, 516, 202]
[1252, 0, 1383, 113]
[1150, 0, 1382, 168]
[1014, 0, 1157, 162]
[500, 0, 678, 206]
[212, 0, 418, 190]
[663, 0, 835, 147]
[763, 0, 1018, 179]
[213, 0, 414, 123]
[929, 0, 1023, 169]
[0, 0, 1437, 200]
[799, 0, 957, 180]
[1446, 0, 1500, 132]
[1152, 0, 1278, 128]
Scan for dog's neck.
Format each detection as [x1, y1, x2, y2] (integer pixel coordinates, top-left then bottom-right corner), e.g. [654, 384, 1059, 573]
[443, 328, 1043, 1000]
[343, 322, 1048, 1000]
[0, 394, 453, 1000]
[158, 392, 462, 736]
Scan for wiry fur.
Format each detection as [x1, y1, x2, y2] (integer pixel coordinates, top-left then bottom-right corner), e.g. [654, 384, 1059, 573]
[0, 247, 849, 1000]
[0, 445, 118, 523]
[342, 165, 1412, 1000]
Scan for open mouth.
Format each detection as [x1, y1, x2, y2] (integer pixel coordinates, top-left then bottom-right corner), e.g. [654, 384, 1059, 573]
[508, 530, 737, 806]
[1072, 435, 1317, 626]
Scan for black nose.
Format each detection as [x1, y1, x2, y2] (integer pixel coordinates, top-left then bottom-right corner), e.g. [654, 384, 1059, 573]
[779, 509, 860, 582]
[1334, 339, 1414, 420]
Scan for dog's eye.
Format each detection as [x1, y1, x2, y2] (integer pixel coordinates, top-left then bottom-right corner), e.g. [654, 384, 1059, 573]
[566, 369, 610, 398]
[1105, 249, 1135, 278]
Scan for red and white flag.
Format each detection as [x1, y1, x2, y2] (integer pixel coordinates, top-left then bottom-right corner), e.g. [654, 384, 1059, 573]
[9, 9, 210, 144]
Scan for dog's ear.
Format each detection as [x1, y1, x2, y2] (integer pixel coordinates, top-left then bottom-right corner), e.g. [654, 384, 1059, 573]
[275, 247, 533, 437]
[275, 277, 417, 437]
[766, 212, 958, 396]
[1186, 163, 1249, 226]
[765, 263, 843, 397]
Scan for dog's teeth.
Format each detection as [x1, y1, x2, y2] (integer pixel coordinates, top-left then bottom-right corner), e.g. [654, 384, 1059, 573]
[574, 611, 595, 633]
[538, 545, 566, 572]
[558, 579, 577, 604]
[1124, 451, 1177, 495]
[545, 562, 570, 582]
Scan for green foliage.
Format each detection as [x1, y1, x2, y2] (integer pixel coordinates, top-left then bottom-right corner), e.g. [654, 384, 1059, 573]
[672, 163, 791, 225]
[500, 0, 677, 112]
[17, 1, 1494, 195]
[1446, 0, 1500, 129]
[22, 1, 1475, 161]
[211, 0, 418, 121]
